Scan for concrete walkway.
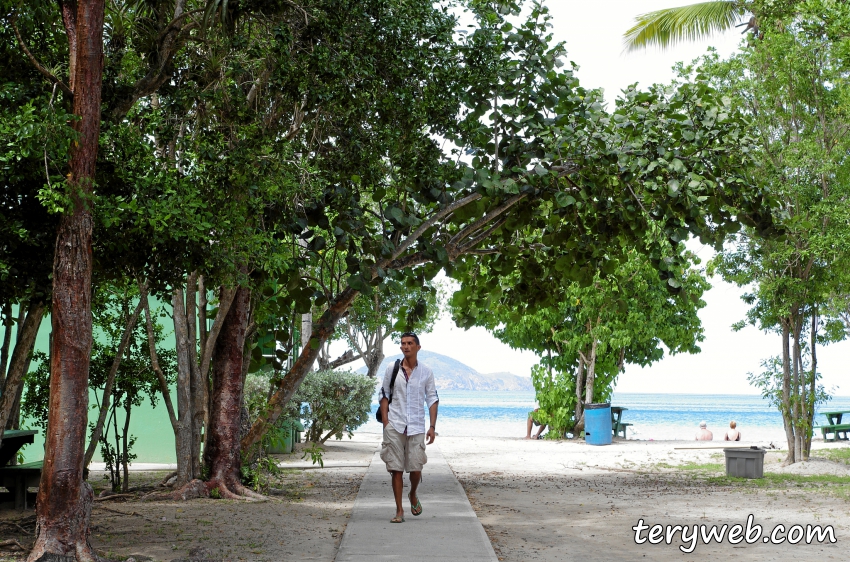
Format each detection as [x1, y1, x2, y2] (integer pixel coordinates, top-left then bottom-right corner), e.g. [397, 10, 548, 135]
[335, 445, 498, 562]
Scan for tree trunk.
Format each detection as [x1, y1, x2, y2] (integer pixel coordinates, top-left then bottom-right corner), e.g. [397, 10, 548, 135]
[0, 302, 46, 438]
[804, 310, 818, 460]
[780, 321, 795, 464]
[301, 313, 312, 348]
[574, 353, 586, 432]
[584, 337, 598, 406]
[142, 292, 177, 431]
[202, 285, 261, 499]
[83, 295, 145, 468]
[364, 325, 385, 378]
[28, 1, 104, 557]
[791, 313, 803, 463]
[0, 302, 12, 385]
[122, 402, 131, 493]
[242, 286, 359, 452]
[186, 274, 205, 481]
[172, 286, 195, 486]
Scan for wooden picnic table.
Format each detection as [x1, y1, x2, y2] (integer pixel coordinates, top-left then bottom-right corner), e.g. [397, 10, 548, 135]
[0, 429, 37, 467]
[822, 411, 850, 425]
[611, 407, 632, 438]
[818, 411, 850, 442]
[0, 429, 40, 510]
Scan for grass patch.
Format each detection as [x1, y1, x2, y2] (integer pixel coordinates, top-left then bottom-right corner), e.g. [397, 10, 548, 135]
[812, 447, 850, 465]
[704, 471, 850, 498]
[653, 462, 724, 472]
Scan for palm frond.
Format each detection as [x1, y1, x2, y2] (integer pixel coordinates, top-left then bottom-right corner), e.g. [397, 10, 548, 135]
[623, 1, 746, 52]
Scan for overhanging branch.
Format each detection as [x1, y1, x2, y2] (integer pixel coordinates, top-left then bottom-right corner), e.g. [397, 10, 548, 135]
[10, 15, 73, 99]
[448, 193, 527, 247]
[387, 192, 482, 263]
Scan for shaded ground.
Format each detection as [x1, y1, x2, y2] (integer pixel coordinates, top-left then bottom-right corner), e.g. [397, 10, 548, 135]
[0, 434, 380, 561]
[441, 436, 850, 561]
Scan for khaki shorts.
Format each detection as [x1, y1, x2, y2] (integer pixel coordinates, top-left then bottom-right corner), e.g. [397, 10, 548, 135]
[380, 425, 427, 473]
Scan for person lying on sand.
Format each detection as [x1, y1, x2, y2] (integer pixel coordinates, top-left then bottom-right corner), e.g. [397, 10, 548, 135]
[695, 421, 713, 441]
[725, 420, 741, 441]
[526, 409, 546, 439]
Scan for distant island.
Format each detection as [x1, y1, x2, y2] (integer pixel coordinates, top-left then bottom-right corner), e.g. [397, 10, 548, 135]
[359, 350, 534, 391]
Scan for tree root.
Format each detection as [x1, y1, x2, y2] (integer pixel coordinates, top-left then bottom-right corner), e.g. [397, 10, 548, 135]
[158, 470, 178, 487]
[0, 539, 26, 551]
[206, 477, 266, 501]
[142, 477, 266, 502]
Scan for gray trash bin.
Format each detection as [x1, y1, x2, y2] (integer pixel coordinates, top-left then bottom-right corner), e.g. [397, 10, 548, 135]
[724, 447, 766, 478]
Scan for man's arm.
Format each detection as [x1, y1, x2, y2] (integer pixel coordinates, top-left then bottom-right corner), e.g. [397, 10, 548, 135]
[379, 365, 392, 428]
[426, 401, 438, 444]
[380, 397, 389, 428]
[425, 369, 439, 444]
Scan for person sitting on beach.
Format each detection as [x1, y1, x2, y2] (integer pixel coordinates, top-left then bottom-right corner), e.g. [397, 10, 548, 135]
[526, 409, 546, 439]
[695, 421, 713, 441]
[725, 421, 741, 441]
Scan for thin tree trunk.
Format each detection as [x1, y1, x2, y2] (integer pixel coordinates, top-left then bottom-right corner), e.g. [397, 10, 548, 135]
[122, 402, 131, 493]
[111, 401, 120, 491]
[83, 294, 145, 468]
[805, 310, 818, 460]
[364, 325, 384, 378]
[241, 286, 360, 452]
[780, 321, 795, 464]
[198, 276, 209, 454]
[186, 273, 204, 480]
[0, 303, 13, 386]
[203, 285, 261, 498]
[172, 285, 194, 486]
[575, 354, 585, 423]
[301, 313, 312, 348]
[142, 291, 177, 431]
[0, 302, 46, 439]
[6, 383, 26, 432]
[584, 337, 598, 406]
[791, 313, 803, 463]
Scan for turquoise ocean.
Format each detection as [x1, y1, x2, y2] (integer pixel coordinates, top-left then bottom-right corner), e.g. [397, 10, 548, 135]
[20, 391, 850, 463]
[360, 391, 850, 443]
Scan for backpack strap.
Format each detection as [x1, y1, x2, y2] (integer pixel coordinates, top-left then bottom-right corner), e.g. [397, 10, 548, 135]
[387, 359, 402, 404]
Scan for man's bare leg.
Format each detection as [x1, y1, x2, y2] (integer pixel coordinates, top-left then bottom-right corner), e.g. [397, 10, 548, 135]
[535, 424, 547, 439]
[409, 470, 421, 512]
[526, 417, 534, 439]
[391, 470, 405, 520]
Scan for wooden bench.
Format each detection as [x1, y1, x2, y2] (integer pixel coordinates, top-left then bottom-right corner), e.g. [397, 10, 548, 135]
[614, 422, 633, 439]
[0, 460, 42, 510]
[817, 424, 850, 442]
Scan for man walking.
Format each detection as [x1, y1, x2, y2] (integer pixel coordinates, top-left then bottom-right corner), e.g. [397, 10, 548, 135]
[378, 332, 439, 523]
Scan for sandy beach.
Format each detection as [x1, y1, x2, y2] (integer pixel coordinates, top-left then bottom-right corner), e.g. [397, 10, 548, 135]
[1, 433, 848, 561]
[439, 435, 850, 561]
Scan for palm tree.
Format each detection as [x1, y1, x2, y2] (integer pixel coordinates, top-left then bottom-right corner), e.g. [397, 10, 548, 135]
[623, 1, 753, 52]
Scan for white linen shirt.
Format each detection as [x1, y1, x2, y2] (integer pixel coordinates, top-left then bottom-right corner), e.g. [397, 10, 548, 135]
[379, 360, 439, 436]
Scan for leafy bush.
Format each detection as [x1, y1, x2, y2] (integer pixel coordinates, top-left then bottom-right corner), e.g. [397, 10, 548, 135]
[294, 369, 374, 443]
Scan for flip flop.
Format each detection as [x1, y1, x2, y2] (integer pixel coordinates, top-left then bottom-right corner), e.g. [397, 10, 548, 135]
[391, 515, 405, 523]
[408, 492, 423, 516]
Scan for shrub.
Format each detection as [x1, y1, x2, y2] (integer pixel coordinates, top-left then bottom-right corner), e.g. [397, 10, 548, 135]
[294, 369, 374, 443]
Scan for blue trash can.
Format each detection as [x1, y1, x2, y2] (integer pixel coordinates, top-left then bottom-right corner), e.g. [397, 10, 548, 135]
[584, 403, 612, 446]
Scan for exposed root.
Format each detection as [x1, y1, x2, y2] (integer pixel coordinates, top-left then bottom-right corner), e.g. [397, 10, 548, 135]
[0, 539, 26, 551]
[207, 478, 266, 501]
[158, 470, 178, 487]
[225, 481, 267, 501]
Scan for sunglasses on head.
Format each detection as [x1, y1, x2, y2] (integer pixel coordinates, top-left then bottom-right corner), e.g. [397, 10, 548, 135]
[400, 332, 419, 345]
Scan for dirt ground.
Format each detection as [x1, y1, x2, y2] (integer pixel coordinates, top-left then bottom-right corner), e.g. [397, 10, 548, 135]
[0, 434, 380, 562]
[2, 434, 848, 561]
[440, 436, 850, 562]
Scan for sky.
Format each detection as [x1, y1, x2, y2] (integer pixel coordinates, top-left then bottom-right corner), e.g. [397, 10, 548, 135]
[333, 1, 850, 396]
